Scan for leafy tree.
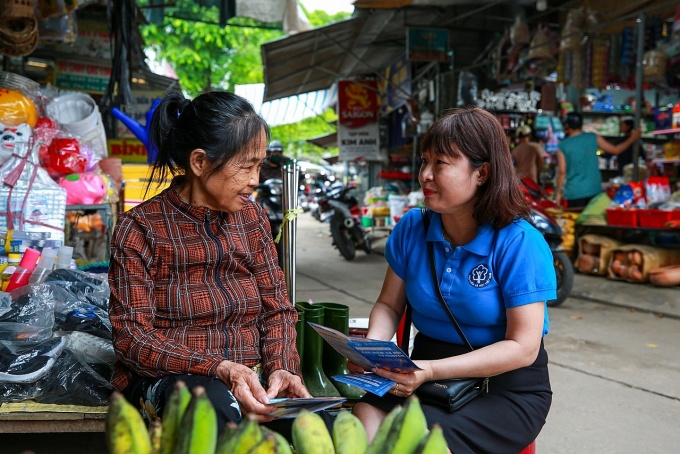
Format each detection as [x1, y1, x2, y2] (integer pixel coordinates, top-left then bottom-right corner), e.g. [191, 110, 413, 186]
[138, 1, 349, 158]
[139, 0, 282, 96]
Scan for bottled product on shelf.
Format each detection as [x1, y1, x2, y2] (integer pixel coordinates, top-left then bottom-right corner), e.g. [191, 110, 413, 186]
[5, 247, 41, 292]
[28, 247, 58, 284]
[56, 245, 74, 270]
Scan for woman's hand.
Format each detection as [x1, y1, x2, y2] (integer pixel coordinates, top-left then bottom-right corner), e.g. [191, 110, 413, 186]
[266, 369, 311, 400]
[215, 360, 276, 421]
[371, 361, 434, 397]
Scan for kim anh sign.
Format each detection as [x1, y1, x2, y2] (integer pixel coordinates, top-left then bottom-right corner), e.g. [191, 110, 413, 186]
[338, 79, 380, 161]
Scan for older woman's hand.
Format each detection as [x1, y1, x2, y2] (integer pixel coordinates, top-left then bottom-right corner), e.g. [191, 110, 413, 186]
[266, 369, 311, 399]
[216, 360, 276, 420]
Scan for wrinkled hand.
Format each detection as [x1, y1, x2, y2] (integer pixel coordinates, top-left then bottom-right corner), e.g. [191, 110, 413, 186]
[371, 361, 434, 397]
[266, 369, 311, 400]
[215, 360, 275, 421]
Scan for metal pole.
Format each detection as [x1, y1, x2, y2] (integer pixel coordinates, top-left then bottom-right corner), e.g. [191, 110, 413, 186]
[282, 160, 300, 304]
[632, 13, 645, 182]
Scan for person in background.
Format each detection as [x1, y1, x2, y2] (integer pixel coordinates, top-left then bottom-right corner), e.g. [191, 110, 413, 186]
[556, 112, 641, 209]
[607, 116, 646, 176]
[108, 90, 311, 433]
[350, 107, 556, 453]
[512, 124, 544, 185]
[259, 140, 292, 183]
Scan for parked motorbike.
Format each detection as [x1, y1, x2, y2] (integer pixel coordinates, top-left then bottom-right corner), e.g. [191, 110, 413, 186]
[313, 181, 371, 261]
[521, 178, 574, 306]
[253, 178, 284, 268]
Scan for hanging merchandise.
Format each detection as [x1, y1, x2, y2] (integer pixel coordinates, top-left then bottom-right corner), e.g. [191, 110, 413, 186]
[560, 8, 585, 52]
[0, 0, 39, 57]
[509, 15, 530, 47]
[643, 47, 668, 83]
[591, 39, 609, 90]
[527, 26, 554, 61]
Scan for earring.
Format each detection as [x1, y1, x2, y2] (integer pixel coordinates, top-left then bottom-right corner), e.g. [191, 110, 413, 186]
[478, 181, 482, 186]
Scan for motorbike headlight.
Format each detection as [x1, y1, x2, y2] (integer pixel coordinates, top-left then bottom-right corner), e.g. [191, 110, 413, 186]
[529, 210, 561, 236]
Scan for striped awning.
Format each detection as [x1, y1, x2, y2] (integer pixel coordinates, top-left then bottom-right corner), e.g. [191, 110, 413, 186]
[235, 83, 337, 127]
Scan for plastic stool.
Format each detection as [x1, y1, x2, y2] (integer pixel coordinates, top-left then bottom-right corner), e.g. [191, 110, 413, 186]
[519, 440, 536, 454]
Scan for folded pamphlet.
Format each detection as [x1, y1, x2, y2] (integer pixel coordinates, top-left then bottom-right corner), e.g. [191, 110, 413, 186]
[267, 397, 346, 419]
[309, 322, 421, 396]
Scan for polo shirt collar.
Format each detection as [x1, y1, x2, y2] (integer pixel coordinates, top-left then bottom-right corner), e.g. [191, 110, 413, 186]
[425, 211, 495, 257]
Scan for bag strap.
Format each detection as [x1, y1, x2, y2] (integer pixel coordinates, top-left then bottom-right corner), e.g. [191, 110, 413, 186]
[421, 207, 475, 352]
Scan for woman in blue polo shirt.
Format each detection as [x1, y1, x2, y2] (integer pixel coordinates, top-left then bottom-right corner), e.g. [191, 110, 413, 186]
[351, 107, 555, 453]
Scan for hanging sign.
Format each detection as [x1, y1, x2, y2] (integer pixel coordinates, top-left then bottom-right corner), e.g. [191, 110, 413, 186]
[338, 79, 380, 161]
[379, 53, 411, 116]
[407, 28, 449, 62]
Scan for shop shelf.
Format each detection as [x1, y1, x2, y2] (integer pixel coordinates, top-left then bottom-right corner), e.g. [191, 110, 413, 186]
[606, 208, 639, 227]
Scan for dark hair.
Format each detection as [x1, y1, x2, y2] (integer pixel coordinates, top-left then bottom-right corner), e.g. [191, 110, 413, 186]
[147, 90, 269, 192]
[621, 117, 634, 130]
[420, 107, 529, 228]
[564, 112, 583, 130]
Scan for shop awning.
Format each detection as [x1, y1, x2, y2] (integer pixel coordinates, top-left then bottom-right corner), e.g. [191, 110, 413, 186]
[262, 17, 365, 101]
[235, 83, 337, 126]
[307, 132, 338, 149]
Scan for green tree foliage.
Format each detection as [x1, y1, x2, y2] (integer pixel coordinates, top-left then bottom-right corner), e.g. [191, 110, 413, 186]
[139, 0, 282, 96]
[138, 1, 350, 159]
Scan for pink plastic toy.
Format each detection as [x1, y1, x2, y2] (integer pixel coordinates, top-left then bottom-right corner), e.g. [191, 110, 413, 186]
[58, 173, 107, 205]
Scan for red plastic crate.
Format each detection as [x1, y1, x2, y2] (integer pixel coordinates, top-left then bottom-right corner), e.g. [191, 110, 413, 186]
[606, 208, 639, 227]
[638, 209, 680, 228]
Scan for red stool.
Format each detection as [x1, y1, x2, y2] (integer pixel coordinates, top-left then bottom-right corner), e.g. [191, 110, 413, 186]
[519, 440, 536, 454]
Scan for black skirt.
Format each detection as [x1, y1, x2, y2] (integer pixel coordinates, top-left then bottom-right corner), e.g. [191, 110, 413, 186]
[359, 333, 552, 454]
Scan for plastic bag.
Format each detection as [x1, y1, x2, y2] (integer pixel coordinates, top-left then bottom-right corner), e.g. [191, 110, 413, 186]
[44, 268, 109, 311]
[0, 284, 57, 344]
[44, 137, 88, 178]
[0, 348, 112, 405]
[0, 336, 67, 383]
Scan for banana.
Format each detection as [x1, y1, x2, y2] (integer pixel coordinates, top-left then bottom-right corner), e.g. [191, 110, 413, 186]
[414, 424, 448, 454]
[247, 434, 278, 454]
[173, 386, 218, 454]
[366, 405, 402, 454]
[149, 419, 163, 454]
[260, 426, 294, 454]
[384, 396, 428, 454]
[291, 409, 334, 454]
[332, 410, 368, 454]
[216, 416, 263, 454]
[106, 391, 153, 454]
[215, 421, 239, 454]
[160, 381, 192, 454]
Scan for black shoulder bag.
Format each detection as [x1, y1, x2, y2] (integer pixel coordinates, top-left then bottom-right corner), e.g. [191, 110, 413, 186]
[411, 207, 489, 412]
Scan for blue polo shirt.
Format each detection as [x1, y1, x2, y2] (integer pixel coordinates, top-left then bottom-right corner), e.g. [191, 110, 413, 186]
[386, 208, 555, 347]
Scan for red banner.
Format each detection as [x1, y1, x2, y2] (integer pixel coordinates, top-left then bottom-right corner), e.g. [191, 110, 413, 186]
[338, 80, 378, 128]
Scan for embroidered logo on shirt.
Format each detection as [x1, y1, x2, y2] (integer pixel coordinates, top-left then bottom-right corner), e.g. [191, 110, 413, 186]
[468, 264, 492, 288]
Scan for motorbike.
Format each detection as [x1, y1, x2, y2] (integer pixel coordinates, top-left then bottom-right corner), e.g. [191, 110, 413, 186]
[521, 178, 574, 306]
[313, 181, 371, 261]
[253, 178, 284, 268]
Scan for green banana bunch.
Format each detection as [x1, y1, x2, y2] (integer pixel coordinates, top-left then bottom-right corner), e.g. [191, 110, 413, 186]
[367, 405, 402, 454]
[291, 409, 335, 454]
[332, 410, 368, 454]
[249, 432, 294, 454]
[173, 386, 218, 454]
[383, 396, 428, 454]
[149, 419, 163, 454]
[414, 424, 448, 454]
[106, 391, 153, 454]
[215, 416, 263, 454]
[160, 381, 192, 454]
[261, 427, 294, 454]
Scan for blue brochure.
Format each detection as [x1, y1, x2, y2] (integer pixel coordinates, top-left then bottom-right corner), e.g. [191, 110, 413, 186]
[308, 322, 421, 395]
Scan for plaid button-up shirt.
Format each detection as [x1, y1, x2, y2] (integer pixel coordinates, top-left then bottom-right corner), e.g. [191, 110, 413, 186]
[108, 183, 299, 391]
